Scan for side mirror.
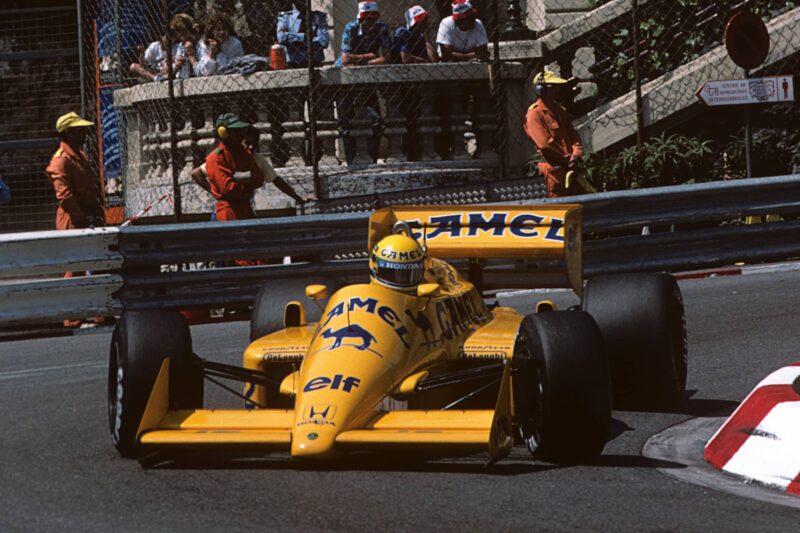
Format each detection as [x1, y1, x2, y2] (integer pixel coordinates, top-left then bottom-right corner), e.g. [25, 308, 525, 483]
[416, 283, 441, 298]
[305, 284, 328, 301]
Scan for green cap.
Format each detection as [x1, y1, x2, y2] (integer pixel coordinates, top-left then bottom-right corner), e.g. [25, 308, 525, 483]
[215, 112, 251, 129]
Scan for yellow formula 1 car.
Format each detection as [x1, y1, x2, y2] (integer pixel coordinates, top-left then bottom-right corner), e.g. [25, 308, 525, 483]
[107, 205, 688, 464]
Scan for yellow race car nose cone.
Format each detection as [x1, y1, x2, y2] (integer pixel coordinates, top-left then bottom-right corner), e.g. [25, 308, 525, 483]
[291, 427, 338, 459]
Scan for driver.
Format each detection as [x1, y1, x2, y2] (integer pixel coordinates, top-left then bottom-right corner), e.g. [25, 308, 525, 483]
[369, 233, 425, 292]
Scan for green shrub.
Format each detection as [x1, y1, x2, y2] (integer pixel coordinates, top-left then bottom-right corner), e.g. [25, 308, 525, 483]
[580, 133, 715, 191]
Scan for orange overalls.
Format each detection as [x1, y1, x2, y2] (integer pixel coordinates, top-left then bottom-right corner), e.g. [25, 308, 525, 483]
[45, 142, 106, 326]
[45, 141, 104, 230]
[524, 99, 583, 198]
[205, 141, 265, 266]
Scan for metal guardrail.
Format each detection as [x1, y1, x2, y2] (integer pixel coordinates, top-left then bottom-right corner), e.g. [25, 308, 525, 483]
[2, 174, 800, 328]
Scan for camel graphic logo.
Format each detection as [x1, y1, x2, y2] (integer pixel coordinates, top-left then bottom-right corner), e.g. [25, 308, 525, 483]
[321, 324, 376, 351]
[298, 404, 338, 427]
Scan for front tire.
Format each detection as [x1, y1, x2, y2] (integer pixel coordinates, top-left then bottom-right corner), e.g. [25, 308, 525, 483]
[250, 277, 343, 341]
[107, 311, 202, 458]
[582, 273, 688, 411]
[514, 311, 611, 463]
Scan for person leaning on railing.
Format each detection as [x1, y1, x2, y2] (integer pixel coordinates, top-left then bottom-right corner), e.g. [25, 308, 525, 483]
[272, 1, 331, 166]
[45, 112, 108, 328]
[193, 11, 244, 77]
[432, 0, 489, 160]
[335, 1, 392, 165]
[392, 5, 438, 161]
[129, 13, 196, 82]
[436, 0, 488, 63]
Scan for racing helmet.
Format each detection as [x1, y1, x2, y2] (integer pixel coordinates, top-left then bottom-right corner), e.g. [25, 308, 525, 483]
[369, 233, 425, 290]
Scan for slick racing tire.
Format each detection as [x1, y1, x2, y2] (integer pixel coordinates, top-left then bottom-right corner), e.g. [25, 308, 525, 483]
[582, 273, 688, 411]
[515, 311, 611, 463]
[250, 277, 344, 341]
[108, 311, 203, 458]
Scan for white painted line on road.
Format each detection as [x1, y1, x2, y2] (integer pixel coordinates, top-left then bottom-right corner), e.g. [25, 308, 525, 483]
[740, 262, 800, 276]
[496, 288, 572, 298]
[0, 361, 105, 381]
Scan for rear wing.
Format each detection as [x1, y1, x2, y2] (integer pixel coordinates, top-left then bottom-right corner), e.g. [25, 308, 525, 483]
[368, 205, 583, 293]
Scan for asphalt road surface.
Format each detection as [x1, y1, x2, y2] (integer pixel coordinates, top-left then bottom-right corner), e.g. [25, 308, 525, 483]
[2, 271, 799, 531]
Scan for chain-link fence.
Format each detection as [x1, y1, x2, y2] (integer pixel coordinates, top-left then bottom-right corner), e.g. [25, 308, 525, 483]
[0, 2, 85, 233]
[5, 1, 800, 232]
[84, 0, 550, 222]
[542, 0, 800, 191]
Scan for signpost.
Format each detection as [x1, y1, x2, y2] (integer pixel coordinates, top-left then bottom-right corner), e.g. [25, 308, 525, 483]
[696, 76, 795, 106]
[697, 10, 776, 179]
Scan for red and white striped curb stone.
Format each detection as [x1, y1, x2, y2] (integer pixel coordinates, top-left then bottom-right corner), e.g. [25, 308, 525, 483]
[704, 362, 800, 496]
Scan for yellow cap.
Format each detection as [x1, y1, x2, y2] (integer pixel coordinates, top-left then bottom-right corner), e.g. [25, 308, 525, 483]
[56, 112, 94, 133]
[533, 71, 568, 86]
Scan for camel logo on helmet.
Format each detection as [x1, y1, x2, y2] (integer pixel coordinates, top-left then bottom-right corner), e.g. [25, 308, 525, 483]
[369, 233, 426, 290]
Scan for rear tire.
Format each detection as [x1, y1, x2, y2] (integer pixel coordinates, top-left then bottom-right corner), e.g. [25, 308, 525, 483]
[107, 311, 203, 458]
[514, 311, 611, 463]
[582, 273, 688, 411]
[250, 278, 343, 341]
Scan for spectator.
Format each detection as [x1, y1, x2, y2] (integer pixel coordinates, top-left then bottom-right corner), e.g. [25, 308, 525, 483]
[272, 1, 331, 166]
[276, 2, 329, 68]
[336, 1, 392, 165]
[129, 13, 197, 82]
[45, 112, 107, 327]
[436, 0, 488, 62]
[394, 5, 437, 161]
[524, 71, 585, 198]
[432, 1, 489, 159]
[194, 11, 244, 76]
[393, 5, 437, 64]
[0, 174, 9, 206]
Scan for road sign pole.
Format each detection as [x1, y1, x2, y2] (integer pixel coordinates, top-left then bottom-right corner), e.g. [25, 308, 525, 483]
[744, 69, 753, 179]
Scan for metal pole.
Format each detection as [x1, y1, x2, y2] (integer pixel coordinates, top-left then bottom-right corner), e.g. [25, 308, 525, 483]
[115, 0, 122, 85]
[305, 0, 321, 201]
[491, 0, 506, 184]
[744, 68, 753, 178]
[632, 0, 644, 148]
[76, 0, 86, 117]
[162, 0, 182, 222]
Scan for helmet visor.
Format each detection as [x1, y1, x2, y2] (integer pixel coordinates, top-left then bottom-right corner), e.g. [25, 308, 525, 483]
[372, 256, 425, 288]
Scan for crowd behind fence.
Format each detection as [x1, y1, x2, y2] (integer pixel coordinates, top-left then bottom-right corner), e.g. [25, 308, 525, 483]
[2, 0, 800, 233]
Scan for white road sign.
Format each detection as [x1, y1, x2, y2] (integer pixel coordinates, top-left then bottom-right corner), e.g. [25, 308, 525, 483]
[696, 76, 795, 106]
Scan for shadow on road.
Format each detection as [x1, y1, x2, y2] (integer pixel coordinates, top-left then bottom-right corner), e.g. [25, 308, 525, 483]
[589, 454, 685, 470]
[139, 451, 564, 476]
[679, 397, 740, 417]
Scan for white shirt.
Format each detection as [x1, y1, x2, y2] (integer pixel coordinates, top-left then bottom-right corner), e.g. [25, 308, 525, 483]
[194, 36, 245, 76]
[436, 16, 488, 55]
[144, 41, 190, 79]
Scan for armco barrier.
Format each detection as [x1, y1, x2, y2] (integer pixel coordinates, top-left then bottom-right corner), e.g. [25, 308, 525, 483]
[2, 174, 800, 327]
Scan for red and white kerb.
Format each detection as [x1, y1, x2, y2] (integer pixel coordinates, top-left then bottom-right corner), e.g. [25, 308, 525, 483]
[704, 362, 800, 496]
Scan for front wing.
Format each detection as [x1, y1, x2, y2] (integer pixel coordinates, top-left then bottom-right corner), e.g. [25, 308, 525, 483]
[137, 358, 514, 461]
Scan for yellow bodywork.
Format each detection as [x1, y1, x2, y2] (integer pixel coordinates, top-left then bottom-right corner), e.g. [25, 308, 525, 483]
[136, 205, 583, 462]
